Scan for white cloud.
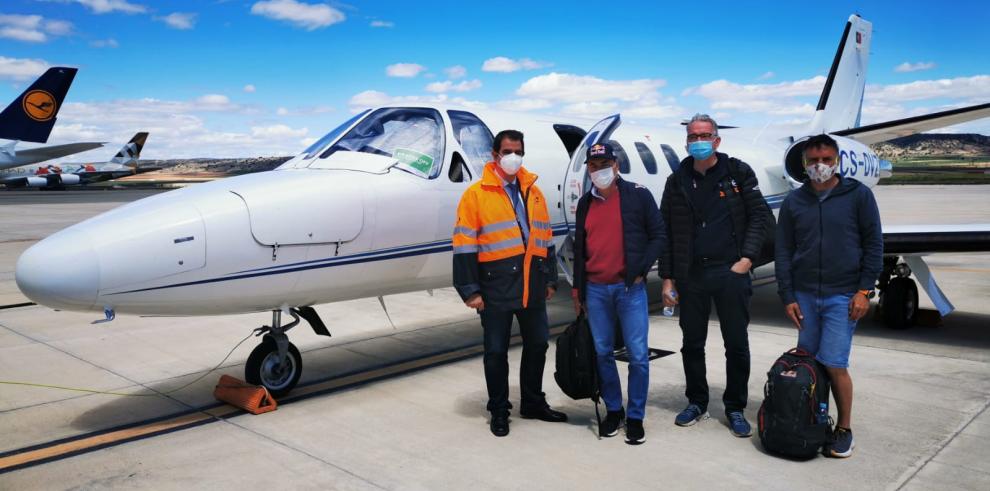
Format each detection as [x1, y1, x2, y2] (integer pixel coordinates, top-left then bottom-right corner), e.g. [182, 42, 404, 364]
[251, 124, 308, 139]
[67, 0, 148, 14]
[757, 71, 775, 80]
[517, 72, 666, 103]
[243, 84, 256, 93]
[90, 38, 118, 48]
[494, 98, 552, 112]
[250, 0, 345, 31]
[894, 61, 936, 73]
[156, 12, 197, 30]
[276, 107, 289, 116]
[865, 75, 990, 102]
[560, 101, 619, 117]
[684, 76, 826, 116]
[370, 20, 393, 28]
[482, 56, 551, 73]
[385, 63, 426, 78]
[0, 56, 50, 81]
[0, 14, 74, 43]
[48, 96, 308, 159]
[444, 65, 466, 79]
[425, 79, 482, 93]
[348, 90, 486, 112]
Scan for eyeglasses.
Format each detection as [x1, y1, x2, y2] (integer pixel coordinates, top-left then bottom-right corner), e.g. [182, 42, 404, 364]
[686, 133, 716, 142]
[804, 157, 837, 165]
[499, 150, 524, 156]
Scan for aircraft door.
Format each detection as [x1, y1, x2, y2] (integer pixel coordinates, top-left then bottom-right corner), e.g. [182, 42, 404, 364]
[558, 114, 620, 284]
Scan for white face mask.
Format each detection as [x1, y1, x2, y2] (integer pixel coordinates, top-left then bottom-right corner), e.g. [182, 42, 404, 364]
[590, 167, 615, 189]
[805, 162, 837, 183]
[498, 153, 523, 175]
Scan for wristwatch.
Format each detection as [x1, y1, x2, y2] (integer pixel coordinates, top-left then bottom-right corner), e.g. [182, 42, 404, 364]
[857, 289, 875, 299]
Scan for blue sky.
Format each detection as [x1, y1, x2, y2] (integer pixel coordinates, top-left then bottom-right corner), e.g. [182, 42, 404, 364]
[1, 0, 988, 159]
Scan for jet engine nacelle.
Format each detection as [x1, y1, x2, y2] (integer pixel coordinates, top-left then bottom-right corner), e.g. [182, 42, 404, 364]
[26, 173, 81, 187]
[783, 134, 882, 189]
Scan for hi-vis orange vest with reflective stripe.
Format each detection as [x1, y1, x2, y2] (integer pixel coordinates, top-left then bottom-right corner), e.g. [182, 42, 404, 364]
[452, 162, 553, 308]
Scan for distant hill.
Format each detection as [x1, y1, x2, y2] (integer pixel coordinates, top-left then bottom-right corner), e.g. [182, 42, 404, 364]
[141, 156, 293, 174]
[871, 133, 990, 160]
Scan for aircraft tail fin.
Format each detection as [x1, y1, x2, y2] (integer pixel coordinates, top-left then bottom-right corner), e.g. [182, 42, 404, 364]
[110, 132, 149, 165]
[0, 67, 78, 144]
[808, 15, 873, 134]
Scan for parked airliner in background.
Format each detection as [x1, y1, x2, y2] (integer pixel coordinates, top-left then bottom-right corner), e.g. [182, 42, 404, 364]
[1, 132, 155, 189]
[16, 15, 990, 396]
[0, 67, 105, 170]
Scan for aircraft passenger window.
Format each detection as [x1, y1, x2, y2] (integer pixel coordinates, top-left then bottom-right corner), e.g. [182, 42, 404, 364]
[660, 144, 681, 172]
[302, 110, 369, 159]
[321, 107, 445, 178]
[609, 140, 631, 174]
[448, 110, 494, 176]
[635, 142, 658, 175]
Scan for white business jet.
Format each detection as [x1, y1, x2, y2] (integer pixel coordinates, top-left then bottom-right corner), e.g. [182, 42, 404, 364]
[15, 15, 990, 396]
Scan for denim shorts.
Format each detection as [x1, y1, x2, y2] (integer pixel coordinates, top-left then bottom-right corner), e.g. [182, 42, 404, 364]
[794, 291, 857, 368]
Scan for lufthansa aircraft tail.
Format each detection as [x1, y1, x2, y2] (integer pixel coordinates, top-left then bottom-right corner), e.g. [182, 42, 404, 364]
[110, 132, 149, 165]
[0, 67, 78, 144]
[808, 15, 873, 134]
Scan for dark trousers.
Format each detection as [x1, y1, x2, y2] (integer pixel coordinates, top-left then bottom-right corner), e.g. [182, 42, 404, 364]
[678, 263, 752, 414]
[480, 306, 549, 415]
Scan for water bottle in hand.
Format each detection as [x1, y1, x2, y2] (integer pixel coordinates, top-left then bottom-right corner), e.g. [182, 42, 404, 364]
[663, 291, 677, 317]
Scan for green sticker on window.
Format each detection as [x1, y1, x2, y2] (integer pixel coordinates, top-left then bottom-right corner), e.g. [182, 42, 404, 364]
[394, 148, 434, 174]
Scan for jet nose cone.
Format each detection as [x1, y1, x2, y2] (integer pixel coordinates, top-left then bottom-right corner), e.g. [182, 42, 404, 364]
[15, 230, 99, 311]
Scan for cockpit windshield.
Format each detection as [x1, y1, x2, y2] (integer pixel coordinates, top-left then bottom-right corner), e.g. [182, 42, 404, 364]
[320, 107, 445, 178]
[301, 109, 369, 160]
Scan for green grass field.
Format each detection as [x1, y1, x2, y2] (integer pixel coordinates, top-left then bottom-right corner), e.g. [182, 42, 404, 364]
[880, 155, 990, 185]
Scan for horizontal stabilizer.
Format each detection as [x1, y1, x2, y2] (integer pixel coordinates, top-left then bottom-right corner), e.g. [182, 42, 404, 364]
[834, 102, 990, 145]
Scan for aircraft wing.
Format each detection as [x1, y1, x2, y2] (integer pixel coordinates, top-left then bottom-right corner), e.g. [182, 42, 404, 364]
[834, 102, 990, 145]
[883, 223, 990, 255]
[15, 142, 105, 162]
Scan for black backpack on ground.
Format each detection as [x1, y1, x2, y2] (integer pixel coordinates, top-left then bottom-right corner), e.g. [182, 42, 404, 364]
[554, 314, 603, 437]
[758, 348, 833, 459]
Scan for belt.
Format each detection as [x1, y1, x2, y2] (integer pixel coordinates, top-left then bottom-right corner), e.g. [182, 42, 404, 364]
[693, 256, 733, 267]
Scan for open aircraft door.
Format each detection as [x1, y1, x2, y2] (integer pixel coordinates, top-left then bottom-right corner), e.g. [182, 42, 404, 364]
[557, 114, 621, 284]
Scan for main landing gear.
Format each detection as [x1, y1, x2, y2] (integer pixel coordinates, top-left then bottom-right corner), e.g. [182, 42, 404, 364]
[877, 257, 919, 329]
[245, 306, 331, 397]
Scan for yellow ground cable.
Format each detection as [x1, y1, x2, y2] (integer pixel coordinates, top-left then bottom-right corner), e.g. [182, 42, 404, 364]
[0, 331, 255, 397]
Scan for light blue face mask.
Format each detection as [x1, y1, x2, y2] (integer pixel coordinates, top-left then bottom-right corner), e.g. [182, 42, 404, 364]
[687, 140, 715, 160]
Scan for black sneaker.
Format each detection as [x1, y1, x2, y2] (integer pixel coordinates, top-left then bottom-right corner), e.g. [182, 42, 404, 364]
[490, 413, 509, 437]
[599, 408, 625, 437]
[829, 427, 854, 458]
[625, 419, 646, 445]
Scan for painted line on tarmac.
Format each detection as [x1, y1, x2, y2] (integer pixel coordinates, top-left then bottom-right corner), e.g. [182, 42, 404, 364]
[0, 302, 35, 310]
[0, 322, 570, 474]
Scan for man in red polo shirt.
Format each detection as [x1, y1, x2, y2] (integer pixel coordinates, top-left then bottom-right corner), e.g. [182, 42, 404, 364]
[572, 142, 666, 445]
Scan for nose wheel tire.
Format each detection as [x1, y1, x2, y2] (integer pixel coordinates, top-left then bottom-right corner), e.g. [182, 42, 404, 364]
[881, 277, 918, 329]
[245, 336, 302, 398]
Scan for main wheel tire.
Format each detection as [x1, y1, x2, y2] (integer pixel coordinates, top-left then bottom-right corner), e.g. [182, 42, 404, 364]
[245, 337, 302, 398]
[881, 277, 918, 329]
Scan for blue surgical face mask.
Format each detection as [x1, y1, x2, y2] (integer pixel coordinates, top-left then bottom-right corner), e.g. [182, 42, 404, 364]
[687, 140, 714, 160]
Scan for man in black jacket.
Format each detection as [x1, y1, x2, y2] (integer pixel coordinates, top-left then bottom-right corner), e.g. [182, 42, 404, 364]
[775, 134, 883, 458]
[660, 114, 770, 437]
[572, 143, 666, 445]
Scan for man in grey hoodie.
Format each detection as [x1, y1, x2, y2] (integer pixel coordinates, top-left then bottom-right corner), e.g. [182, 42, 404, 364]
[775, 134, 883, 459]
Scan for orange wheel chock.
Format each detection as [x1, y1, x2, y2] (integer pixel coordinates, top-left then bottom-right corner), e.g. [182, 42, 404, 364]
[213, 374, 278, 414]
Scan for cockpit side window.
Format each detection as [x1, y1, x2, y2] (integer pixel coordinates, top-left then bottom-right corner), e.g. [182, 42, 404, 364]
[448, 110, 494, 177]
[302, 110, 369, 160]
[321, 107, 446, 178]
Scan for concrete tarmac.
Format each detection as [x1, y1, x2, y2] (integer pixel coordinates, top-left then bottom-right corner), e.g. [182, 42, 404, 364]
[0, 185, 989, 490]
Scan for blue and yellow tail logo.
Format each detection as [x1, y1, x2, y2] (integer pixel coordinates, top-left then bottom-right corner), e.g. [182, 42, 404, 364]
[22, 90, 56, 122]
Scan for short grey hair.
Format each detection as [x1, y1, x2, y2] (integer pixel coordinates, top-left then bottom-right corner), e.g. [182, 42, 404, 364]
[686, 113, 719, 137]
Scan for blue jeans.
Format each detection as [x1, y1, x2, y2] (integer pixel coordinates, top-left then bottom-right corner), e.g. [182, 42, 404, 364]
[795, 291, 857, 368]
[585, 281, 650, 420]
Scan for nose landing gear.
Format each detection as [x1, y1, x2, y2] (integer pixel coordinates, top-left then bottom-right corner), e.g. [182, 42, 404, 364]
[245, 307, 330, 397]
